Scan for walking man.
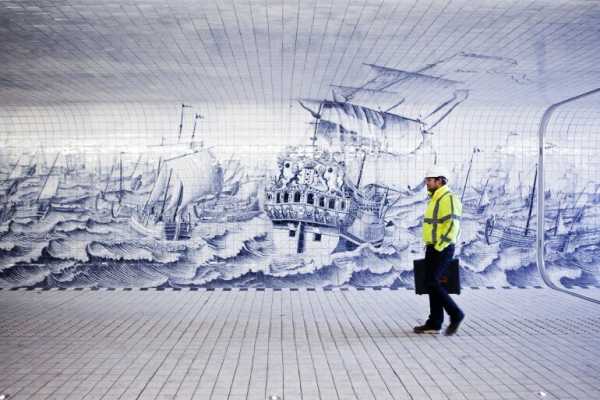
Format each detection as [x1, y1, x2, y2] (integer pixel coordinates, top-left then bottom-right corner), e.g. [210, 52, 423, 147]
[414, 166, 465, 336]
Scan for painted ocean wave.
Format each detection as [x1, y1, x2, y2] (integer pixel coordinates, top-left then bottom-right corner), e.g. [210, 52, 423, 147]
[45, 261, 171, 288]
[0, 207, 597, 288]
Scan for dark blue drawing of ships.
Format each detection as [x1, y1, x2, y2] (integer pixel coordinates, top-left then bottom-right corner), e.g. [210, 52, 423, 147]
[0, 152, 51, 223]
[0, 148, 153, 228]
[130, 104, 261, 241]
[264, 147, 388, 254]
[482, 164, 541, 248]
[264, 60, 470, 256]
[130, 149, 262, 240]
[459, 133, 535, 217]
[129, 104, 261, 240]
[484, 208, 600, 252]
[193, 159, 262, 223]
[483, 169, 600, 251]
[0, 151, 94, 223]
[130, 148, 223, 241]
[93, 152, 155, 219]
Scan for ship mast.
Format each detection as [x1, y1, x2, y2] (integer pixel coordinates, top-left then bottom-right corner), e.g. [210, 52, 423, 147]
[191, 113, 204, 148]
[158, 169, 174, 222]
[355, 149, 367, 189]
[103, 161, 116, 198]
[129, 154, 142, 180]
[461, 147, 478, 202]
[297, 100, 322, 151]
[311, 102, 323, 149]
[177, 103, 192, 143]
[36, 153, 60, 202]
[478, 176, 490, 209]
[119, 154, 123, 205]
[142, 157, 162, 213]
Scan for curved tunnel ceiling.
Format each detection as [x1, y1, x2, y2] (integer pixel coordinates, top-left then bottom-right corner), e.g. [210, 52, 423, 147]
[1, 0, 600, 108]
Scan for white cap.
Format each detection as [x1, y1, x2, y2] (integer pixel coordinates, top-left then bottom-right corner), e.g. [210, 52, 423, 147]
[424, 165, 451, 181]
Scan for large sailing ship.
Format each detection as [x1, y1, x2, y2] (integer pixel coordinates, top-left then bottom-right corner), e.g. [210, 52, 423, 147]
[264, 61, 470, 257]
[130, 104, 227, 240]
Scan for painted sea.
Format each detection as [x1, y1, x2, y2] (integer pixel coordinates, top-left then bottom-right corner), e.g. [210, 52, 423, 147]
[0, 168, 597, 289]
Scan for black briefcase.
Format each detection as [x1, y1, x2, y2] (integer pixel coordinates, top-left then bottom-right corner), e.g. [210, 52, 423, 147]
[413, 258, 461, 295]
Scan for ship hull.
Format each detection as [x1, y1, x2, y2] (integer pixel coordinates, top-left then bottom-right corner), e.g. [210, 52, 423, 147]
[271, 221, 340, 259]
[264, 148, 388, 256]
[343, 213, 385, 247]
[194, 197, 261, 223]
[129, 214, 192, 241]
[12, 202, 50, 221]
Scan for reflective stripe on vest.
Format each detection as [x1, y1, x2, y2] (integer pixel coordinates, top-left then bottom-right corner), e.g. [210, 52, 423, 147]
[440, 195, 455, 243]
[430, 191, 450, 245]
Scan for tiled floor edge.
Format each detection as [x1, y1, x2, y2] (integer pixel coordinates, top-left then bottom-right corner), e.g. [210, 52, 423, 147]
[4, 285, 600, 291]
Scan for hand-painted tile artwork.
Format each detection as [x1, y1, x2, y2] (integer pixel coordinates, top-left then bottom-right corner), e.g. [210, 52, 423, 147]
[0, 54, 598, 289]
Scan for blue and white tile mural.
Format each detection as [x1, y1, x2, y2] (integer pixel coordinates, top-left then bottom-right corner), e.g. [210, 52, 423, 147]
[0, 56, 599, 289]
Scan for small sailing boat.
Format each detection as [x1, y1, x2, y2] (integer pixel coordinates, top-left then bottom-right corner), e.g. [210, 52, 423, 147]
[130, 149, 223, 240]
[1, 153, 38, 198]
[12, 153, 61, 221]
[193, 158, 262, 223]
[483, 167, 537, 247]
[545, 187, 600, 252]
[194, 176, 261, 223]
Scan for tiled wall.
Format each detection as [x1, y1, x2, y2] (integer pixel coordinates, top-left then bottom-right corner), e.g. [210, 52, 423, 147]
[0, 102, 598, 289]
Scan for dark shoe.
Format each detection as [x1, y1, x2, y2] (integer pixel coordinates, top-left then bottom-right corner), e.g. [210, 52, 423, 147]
[413, 324, 440, 334]
[444, 314, 465, 336]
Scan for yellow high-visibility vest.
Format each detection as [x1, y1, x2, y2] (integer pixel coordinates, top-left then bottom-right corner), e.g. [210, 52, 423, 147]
[423, 185, 462, 251]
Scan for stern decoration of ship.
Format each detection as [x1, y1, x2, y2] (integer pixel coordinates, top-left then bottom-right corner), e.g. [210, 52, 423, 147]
[264, 148, 387, 255]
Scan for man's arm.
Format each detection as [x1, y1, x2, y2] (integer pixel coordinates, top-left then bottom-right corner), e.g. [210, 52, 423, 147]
[435, 194, 461, 251]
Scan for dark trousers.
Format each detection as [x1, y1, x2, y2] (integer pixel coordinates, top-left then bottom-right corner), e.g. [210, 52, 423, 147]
[425, 244, 463, 329]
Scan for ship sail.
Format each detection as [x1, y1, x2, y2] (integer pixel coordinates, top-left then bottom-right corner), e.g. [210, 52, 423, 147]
[336, 63, 461, 109]
[332, 64, 469, 131]
[7, 154, 38, 180]
[299, 98, 439, 191]
[299, 99, 423, 156]
[8, 158, 22, 180]
[299, 63, 469, 159]
[221, 159, 244, 195]
[339, 52, 518, 111]
[39, 175, 59, 200]
[146, 149, 223, 217]
[235, 178, 259, 200]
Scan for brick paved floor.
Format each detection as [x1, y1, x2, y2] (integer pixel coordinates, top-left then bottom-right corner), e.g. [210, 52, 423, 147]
[1, 287, 599, 400]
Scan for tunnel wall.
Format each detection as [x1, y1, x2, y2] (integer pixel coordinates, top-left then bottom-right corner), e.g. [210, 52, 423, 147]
[0, 101, 598, 289]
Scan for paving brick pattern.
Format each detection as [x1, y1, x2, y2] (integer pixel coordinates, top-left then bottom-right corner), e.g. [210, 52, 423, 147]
[1, 288, 599, 400]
